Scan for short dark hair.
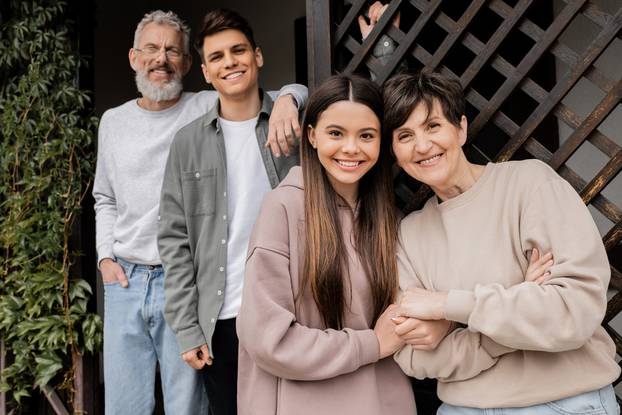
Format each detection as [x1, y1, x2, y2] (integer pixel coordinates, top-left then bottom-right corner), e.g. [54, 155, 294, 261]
[383, 70, 465, 137]
[195, 9, 257, 62]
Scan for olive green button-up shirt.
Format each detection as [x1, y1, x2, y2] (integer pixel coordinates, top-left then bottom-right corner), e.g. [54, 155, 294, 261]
[158, 92, 299, 355]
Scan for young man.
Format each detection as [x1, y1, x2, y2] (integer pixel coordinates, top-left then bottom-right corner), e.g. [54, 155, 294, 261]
[157, 9, 302, 415]
[93, 10, 305, 415]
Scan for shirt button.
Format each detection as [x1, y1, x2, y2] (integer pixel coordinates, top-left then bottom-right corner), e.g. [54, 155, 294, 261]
[221, 239, 226, 244]
[195, 172, 200, 179]
[223, 191, 227, 197]
[219, 266, 224, 272]
[222, 215, 227, 221]
[217, 290, 222, 296]
[157, 215, 161, 221]
[211, 318, 215, 323]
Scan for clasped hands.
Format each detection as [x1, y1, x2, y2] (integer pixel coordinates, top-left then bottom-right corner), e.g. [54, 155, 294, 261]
[373, 303, 452, 359]
[374, 248, 554, 359]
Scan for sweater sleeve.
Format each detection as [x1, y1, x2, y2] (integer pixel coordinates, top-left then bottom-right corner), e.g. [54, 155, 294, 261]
[394, 234, 515, 382]
[237, 194, 380, 381]
[270, 84, 308, 110]
[92, 113, 116, 265]
[445, 178, 610, 352]
[157, 138, 206, 354]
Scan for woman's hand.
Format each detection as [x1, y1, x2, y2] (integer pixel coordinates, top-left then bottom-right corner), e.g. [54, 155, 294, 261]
[398, 287, 447, 320]
[373, 304, 405, 358]
[525, 248, 553, 285]
[393, 316, 453, 351]
[357, 1, 400, 40]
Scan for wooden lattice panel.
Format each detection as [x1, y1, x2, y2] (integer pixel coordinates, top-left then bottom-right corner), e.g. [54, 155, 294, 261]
[307, 0, 622, 396]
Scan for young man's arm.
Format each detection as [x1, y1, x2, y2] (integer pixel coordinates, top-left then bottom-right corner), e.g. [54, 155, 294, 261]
[266, 84, 308, 157]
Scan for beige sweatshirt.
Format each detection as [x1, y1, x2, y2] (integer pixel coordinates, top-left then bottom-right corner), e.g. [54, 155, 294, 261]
[395, 160, 619, 408]
[237, 167, 416, 415]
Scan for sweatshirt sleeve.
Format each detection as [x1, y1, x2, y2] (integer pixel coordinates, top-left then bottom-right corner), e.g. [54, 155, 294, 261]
[394, 234, 515, 382]
[157, 138, 206, 354]
[237, 193, 380, 381]
[445, 177, 610, 352]
[92, 113, 117, 265]
[268, 84, 308, 110]
[394, 328, 512, 382]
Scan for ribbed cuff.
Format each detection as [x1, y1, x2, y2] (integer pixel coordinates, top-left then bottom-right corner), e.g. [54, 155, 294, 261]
[356, 329, 381, 366]
[393, 345, 416, 377]
[97, 245, 115, 269]
[278, 87, 302, 110]
[445, 289, 476, 324]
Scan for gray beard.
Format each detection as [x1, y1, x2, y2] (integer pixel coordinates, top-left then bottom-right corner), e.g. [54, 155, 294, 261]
[135, 68, 183, 102]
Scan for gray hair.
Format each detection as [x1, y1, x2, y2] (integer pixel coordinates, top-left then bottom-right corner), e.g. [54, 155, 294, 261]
[133, 10, 191, 53]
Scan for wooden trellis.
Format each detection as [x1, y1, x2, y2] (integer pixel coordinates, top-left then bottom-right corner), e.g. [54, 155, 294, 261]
[307, 0, 622, 401]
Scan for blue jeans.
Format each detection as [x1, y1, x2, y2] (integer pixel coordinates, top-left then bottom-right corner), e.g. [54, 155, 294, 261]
[438, 385, 619, 415]
[103, 258, 208, 415]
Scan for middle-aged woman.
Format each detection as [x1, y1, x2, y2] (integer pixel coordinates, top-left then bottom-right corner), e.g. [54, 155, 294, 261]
[236, 74, 420, 415]
[384, 70, 620, 414]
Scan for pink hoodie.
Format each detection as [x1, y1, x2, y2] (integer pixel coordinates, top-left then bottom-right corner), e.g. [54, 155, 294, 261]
[237, 166, 416, 415]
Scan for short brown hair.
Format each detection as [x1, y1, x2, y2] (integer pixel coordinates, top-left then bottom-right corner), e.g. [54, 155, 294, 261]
[383, 70, 465, 137]
[195, 9, 257, 62]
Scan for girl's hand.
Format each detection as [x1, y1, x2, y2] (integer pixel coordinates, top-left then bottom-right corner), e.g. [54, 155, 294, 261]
[525, 248, 553, 285]
[373, 304, 405, 358]
[393, 317, 453, 351]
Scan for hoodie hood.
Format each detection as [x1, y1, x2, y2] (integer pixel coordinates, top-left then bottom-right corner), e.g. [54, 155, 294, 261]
[278, 166, 304, 190]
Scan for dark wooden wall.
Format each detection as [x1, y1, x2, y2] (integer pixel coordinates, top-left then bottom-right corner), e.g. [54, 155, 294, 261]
[307, 0, 622, 406]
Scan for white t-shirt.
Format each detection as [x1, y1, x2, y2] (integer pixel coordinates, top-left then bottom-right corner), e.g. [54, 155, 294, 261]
[219, 116, 272, 319]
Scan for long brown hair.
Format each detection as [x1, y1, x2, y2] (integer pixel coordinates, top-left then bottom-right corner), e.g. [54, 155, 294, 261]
[299, 75, 397, 329]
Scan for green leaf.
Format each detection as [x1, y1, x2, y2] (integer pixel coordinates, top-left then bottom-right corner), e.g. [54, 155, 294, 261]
[34, 351, 63, 387]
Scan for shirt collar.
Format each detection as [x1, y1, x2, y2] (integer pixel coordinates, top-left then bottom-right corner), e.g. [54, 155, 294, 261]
[204, 89, 273, 131]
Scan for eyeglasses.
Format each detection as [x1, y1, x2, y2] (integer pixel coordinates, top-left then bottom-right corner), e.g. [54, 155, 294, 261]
[135, 46, 185, 59]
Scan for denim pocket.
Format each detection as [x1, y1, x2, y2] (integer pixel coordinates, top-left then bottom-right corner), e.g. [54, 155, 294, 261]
[182, 168, 217, 216]
[545, 389, 607, 415]
[103, 258, 136, 286]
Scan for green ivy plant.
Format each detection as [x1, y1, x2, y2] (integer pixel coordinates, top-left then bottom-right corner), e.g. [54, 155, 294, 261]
[0, 0, 102, 409]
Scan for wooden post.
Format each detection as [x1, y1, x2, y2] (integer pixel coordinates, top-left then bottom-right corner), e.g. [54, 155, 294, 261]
[306, 0, 333, 91]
